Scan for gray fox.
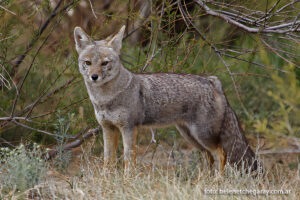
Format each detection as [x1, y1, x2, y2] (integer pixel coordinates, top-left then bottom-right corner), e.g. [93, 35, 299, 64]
[74, 25, 259, 173]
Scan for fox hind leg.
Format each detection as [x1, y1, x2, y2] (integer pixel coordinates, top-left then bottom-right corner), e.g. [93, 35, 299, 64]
[176, 124, 206, 150]
[176, 123, 226, 173]
[209, 145, 226, 173]
[187, 125, 226, 174]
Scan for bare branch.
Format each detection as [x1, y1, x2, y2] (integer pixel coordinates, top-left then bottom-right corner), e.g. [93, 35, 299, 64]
[0, 137, 16, 148]
[0, 5, 16, 15]
[47, 127, 101, 159]
[259, 149, 300, 154]
[0, 72, 11, 89]
[12, 0, 78, 72]
[0, 34, 16, 42]
[30, 97, 88, 120]
[195, 0, 300, 34]
[178, 1, 249, 115]
[88, 0, 97, 19]
[261, 38, 299, 67]
[11, 120, 59, 138]
[10, 25, 53, 117]
[25, 76, 77, 118]
[266, 20, 300, 30]
[256, 0, 281, 23]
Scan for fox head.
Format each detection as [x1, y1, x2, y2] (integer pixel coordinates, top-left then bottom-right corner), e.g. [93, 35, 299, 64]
[74, 26, 125, 85]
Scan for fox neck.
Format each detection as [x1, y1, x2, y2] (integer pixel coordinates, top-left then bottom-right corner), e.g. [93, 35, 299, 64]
[85, 64, 133, 105]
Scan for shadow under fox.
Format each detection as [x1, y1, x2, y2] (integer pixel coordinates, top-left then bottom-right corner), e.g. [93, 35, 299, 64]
[74, 25, 259, 173]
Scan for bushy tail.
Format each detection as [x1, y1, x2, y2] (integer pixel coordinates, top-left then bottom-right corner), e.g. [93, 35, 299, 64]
[220, 103, 260, 172]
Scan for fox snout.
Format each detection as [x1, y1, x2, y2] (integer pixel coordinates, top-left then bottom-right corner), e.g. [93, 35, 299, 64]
[89, 67, 103, 81]
[91, 74, 98, 81]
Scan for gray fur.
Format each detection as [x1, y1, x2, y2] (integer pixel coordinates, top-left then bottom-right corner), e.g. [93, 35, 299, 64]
[74, 26, 258, 172]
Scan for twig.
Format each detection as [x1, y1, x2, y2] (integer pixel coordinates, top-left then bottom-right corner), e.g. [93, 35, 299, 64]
[25, 76, 76, 118]
[141, 0, 165, 72]
[256, 0, 300, 24]
[1, 63, 17, 91]
[10, 24, 53, 118]
[12, 0, 77, 72]
[88, 0, 97, 19]
[142, 48, 161, 72]
[178, 1, 249, 115]
[0, 5, 16, 15]
[0, 34, 16, 42]
[256, 0, 281, 24]
[221, 52, 289, 74]
[11, 119, 60, 138]
[259, 149, 300, 154]
[261, 38, 299, 67]
[0, 72, 11, 89]
[266, 20, 300, 30]
[139, 129, 157, 161]
[195, 0, 300, 34]
[30, 97, 88, 119]
[17, 61, 74, 119]
[0, 137, 16, 148]
[0, 116, 32, 121]
[47, 127, 101, 159]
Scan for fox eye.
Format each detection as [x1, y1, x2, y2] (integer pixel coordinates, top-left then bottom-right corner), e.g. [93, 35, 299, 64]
[85, 61, 92, 66]
[101, 61, 109, 66]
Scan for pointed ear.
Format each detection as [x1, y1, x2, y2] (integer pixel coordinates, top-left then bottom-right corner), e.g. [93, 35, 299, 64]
[74, 27, 93, 53]
[107, 25, 126, 54]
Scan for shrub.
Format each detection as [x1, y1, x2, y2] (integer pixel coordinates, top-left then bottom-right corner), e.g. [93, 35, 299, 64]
[253, 64, 300, 147]
[0, 143, 47, 194]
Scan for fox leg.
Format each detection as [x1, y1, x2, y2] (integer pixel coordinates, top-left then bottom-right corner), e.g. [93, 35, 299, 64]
[198, 141, 226, 174]
[120, 127, 137, 173]
[176, 124, 206, 150]
[206, 151, 215, 167]
[102, 125, 120, 168]
[209, 145, 226, 173]
[188, 125, 227, 174]
[176, 123, 225, 173]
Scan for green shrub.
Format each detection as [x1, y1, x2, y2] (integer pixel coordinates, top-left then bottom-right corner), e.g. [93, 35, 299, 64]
[253, 64, 300, 146]
[0, 143, 47, 194]
[52, 112, 73, 172]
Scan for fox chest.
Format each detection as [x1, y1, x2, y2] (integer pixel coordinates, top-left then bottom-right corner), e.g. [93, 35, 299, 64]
[94, 106, 128, 127]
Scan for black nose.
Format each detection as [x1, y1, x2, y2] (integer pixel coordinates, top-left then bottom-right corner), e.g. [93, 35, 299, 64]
[91, 74, 98, 81]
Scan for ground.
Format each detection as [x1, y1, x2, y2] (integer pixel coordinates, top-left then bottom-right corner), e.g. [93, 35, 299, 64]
[22, 135, 299, 200]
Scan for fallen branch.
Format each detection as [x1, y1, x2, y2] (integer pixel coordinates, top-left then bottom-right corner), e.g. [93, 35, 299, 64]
[47, 126, 101, 159]
[259, 149, 300, 154]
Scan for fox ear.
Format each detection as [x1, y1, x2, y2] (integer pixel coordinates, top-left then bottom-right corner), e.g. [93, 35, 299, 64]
[107, 25, 126, 54]
[74, 27, 93, 53]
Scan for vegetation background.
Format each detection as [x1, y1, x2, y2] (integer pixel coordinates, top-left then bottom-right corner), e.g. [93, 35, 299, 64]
[0, 0, 299, 199]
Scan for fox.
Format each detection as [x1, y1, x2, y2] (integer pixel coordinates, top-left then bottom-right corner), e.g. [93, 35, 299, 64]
[74, 25, 259, 173]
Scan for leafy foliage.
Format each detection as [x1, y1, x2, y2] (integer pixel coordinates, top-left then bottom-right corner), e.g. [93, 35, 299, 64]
[254, 64, 300, 146]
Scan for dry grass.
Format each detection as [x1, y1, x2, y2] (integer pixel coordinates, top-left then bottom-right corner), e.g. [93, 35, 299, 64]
[2, 143, 299, 200]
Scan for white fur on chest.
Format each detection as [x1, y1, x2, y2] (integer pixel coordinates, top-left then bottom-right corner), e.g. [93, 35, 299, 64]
[94, 106, 127, 127]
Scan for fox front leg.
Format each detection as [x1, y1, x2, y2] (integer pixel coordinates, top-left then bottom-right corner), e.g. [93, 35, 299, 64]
[102, 125, 120, 168]
[120, 127, 137, 173]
